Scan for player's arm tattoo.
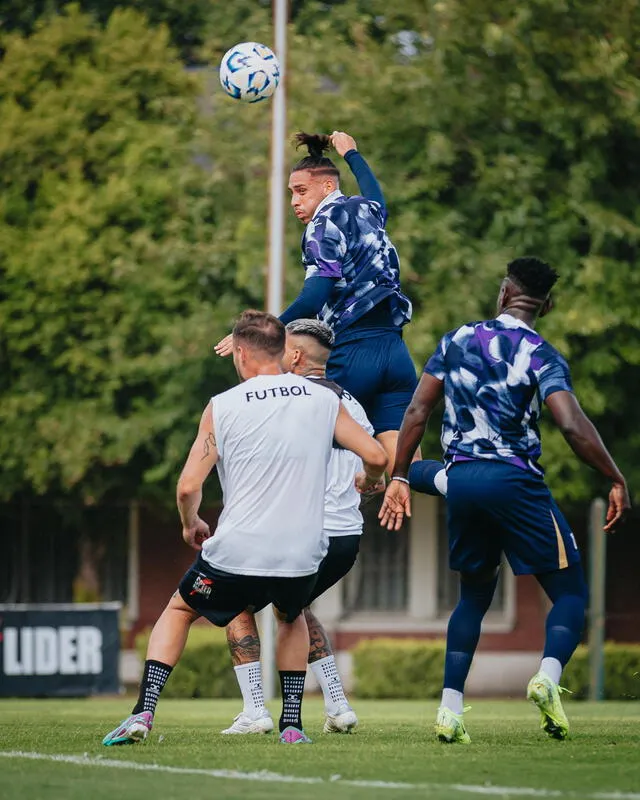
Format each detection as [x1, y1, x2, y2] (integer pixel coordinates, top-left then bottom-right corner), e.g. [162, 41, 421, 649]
[201, 431, 217, 460]
[305, 609, 332, 663]
[226, 615, 261, 666]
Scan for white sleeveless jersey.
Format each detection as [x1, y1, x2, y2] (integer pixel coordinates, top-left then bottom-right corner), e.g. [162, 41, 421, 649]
[306, 379, 374, 536]
[201, 372, 339, 577]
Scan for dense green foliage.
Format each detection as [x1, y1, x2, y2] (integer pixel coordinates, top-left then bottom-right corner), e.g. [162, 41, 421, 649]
[1, 1, 639, 506]
[353, 638, 640, 700]
[0, 6, 241, 503]
[564, 643, 640, 700]
[353, 638, 446, 699]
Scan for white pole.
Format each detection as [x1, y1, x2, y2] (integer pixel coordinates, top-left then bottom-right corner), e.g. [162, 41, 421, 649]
[260, 0, 288, 703]
[266, 0, 287, 317]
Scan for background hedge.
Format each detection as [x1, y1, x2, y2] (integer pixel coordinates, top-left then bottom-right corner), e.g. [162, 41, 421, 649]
[563, 644, 640, 700]
[352, 639, 447, 700]
[132, 630, 640, 700]
[352, 639, 640, 701]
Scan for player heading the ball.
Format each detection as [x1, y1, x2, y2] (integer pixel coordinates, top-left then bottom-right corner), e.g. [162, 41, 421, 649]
[216, 131, 418, 474]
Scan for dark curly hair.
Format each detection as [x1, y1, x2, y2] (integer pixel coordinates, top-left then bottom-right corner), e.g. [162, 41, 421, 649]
[507, 257, 559, 299]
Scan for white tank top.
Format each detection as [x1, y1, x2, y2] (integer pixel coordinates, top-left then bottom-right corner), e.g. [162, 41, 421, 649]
[305, 379, 374, 536]
[202, 372, 339, 577]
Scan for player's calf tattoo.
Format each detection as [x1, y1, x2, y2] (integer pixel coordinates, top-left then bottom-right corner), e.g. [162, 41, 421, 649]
[226, 615, 261, 665]
[305, 609, 332, 663]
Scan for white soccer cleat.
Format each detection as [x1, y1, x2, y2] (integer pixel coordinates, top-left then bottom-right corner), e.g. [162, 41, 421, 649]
[221, 709, 274, 735]
[323, 703, 358, 733]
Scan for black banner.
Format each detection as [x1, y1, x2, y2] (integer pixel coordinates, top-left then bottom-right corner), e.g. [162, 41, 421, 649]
[0, 604, 121, 697]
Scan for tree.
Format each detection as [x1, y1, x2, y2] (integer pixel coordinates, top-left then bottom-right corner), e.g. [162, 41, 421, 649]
[279, 0, 640, 502]
[0, 5, 249, 504]
[0, 0, 221, 63]
[2, 0, 639, 509]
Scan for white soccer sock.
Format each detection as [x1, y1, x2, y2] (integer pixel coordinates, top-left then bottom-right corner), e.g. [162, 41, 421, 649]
[434, 468, 448, 497]
[310, 655, 348, 715]
[540, 657, 562, 685]
[441, 688, 464, 715]
[234, 661, 267, 718]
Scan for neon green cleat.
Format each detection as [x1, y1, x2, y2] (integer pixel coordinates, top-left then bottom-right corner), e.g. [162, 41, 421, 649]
[527, 671, 570, 740]
[434, 706, 471, 744]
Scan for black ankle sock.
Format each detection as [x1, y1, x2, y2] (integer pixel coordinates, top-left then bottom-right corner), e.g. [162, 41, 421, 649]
[279, 670, 306, 732]
[132, 659, 173, 715]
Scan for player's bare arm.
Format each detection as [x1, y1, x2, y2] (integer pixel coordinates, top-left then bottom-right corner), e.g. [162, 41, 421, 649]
[176, 402, 219, 549]
[333, 403, 387, 487]
[545, 390, 630, 532]
[379, 373, 444, 531]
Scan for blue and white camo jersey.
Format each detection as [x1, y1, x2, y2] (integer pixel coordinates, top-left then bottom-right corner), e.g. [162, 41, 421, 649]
[424, 313, 573, 475]
[302, 190, 412, 336]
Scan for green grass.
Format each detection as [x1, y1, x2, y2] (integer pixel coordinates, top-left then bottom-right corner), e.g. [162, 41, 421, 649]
[1, 698, 639, 799]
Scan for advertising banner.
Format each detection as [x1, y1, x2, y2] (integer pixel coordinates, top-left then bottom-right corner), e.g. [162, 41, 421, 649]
[0, 603, 121, 697]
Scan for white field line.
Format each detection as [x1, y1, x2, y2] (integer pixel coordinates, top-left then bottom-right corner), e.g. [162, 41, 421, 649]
[1, 750, 639, 799]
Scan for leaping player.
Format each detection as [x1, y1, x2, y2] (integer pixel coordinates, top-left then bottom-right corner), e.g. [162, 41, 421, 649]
[216, 131, 417, 474]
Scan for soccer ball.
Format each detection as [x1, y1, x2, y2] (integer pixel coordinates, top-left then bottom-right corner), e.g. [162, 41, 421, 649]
[219, 42, 280, 103]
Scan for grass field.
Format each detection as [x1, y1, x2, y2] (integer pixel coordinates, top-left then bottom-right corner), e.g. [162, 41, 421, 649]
[1, 698, 639, 800]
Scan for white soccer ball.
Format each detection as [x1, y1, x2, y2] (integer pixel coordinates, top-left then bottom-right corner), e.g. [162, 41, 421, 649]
[219, 42, 280, 104]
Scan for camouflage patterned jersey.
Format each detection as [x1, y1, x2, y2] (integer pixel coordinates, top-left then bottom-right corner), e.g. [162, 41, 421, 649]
[301, 190, 412, 336]
[424, 313, 573, 475]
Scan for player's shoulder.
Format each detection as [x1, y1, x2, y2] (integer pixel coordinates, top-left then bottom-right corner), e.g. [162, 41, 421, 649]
[317, 194, 370, 221]
[307, 378, 374, 436]
[532, 336, 570, 368]
[341, 389, 374, 433]
[304, 375, 343, 397]
[211, 381, 242, 403]
[441, 321, 481, 348]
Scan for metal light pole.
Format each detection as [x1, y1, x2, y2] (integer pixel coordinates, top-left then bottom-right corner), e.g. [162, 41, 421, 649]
[259, 0, 288, 703]
[588, 497, 607, 701]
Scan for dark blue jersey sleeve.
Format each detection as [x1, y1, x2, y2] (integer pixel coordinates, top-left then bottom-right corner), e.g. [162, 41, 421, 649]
[279, 276, 337, 324]
[344, 150, 385, 209]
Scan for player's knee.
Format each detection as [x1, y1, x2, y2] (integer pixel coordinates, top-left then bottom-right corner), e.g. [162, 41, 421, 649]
[460, 566, 500, 587]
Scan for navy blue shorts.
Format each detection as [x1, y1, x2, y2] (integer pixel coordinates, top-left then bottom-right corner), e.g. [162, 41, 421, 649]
[326, 331, 417, 434]
[446, 461, 580, 576]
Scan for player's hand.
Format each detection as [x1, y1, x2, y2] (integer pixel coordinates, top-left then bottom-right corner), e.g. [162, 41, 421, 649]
[379, 479, 411, 531]
[355, 471, 386, 495]
[182, 517, 212, 551]
[330, 131, 357, 157]
[214, 333, 233, 357]
[604, 481, 631, 533]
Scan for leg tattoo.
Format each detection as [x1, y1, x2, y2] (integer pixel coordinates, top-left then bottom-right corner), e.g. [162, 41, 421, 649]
[226, 612, 261, 666]
[304, 608, 332, 664]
